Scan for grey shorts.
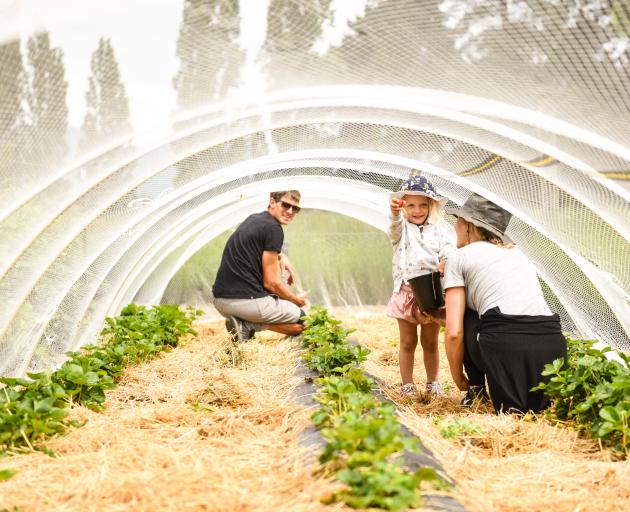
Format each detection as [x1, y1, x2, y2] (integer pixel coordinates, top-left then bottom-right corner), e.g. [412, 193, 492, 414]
[212, 295, 303, 332]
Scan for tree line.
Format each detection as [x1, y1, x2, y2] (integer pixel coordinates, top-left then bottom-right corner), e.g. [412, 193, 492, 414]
[0, 35, 130, 189]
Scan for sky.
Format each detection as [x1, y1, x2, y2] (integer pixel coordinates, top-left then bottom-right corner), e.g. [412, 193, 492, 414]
[47, 0, 183, 136]
[4, 0, 184, 137]
[3, 0, 373, 139]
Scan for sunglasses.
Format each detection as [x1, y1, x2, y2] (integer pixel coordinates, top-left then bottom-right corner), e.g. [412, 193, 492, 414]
[280, 200, 301, 213]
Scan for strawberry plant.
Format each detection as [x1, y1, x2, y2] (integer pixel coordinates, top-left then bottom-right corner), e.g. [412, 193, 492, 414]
[0, 371, 75, 450]
[331, 460, 438, 511]
[0, 304, 201, 453]
[319, 402, 419, 467]
[101, 304, 200, 350]
[301, 306, 441, 510]
[301, 306, 355, 350]
[301, 307, 366, 375]
[533, 338, 630, 458]
[303, 342, 369, 376]
[311, 370, 376, 428]
[51, 356, 116, 411]
[434, 417, 486, 439]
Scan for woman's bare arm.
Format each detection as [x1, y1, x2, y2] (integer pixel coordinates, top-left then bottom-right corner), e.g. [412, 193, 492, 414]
[444, 287, 469, 391]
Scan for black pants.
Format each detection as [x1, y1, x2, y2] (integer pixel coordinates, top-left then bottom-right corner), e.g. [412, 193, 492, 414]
[463, 307, 567, 414]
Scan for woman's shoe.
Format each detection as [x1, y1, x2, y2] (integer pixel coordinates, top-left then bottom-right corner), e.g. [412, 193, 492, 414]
[461, 385, 489, 407]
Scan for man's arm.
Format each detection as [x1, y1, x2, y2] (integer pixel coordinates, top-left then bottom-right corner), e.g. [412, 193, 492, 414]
[278, 252, 297, 286]
[444, 286, 469, 391]
[262, 251, 307, 307]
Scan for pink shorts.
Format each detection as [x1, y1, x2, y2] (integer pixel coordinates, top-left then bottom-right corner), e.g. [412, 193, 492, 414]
[387, 283, 425, 324]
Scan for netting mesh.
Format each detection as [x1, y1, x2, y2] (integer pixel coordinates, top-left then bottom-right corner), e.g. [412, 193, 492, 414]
[0, 0, 628, 375]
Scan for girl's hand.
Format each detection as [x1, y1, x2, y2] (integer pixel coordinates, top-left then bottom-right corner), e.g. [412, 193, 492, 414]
[420, 309, 445, 326]
[417, 311, 433, 325]
[390, 198, 406, 216]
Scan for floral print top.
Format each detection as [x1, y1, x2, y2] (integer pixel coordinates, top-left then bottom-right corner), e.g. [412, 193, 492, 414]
[388, 214, 456, 293]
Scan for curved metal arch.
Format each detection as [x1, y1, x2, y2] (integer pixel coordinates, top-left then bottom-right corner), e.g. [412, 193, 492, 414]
[11, 167, 630, 372]
[5, 85, 626, 285]
[4, 138, 628, 372]
[106, 159, 398, 312]
[61, 175, 391, 359]
[112, 164, 629, 350]
[53, 157, 629, 363]
[172, 85, 630, 164]
[4, 128, 629, 373]
[3, 89, 628, 336]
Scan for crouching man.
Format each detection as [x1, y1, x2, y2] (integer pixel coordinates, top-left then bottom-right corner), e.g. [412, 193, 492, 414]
[211, 190, 308, 342]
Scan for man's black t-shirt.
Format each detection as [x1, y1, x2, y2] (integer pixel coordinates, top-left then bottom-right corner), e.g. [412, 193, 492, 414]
[212, 211, 284, 299]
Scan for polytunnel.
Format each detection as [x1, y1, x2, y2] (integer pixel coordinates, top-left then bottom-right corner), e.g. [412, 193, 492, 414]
[0, 0, 629, 378]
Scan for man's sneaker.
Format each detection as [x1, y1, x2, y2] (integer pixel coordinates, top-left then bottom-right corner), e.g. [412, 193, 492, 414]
[460, 385, 489, 407]
[225, 315, 255, 343]
[426, 381, 446, 397]
[400, 383, 418, 396]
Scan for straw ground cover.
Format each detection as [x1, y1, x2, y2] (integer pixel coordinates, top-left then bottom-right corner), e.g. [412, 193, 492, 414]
[337, 310, 630, 512]
[0, 324, 348, 512]
[2, 312, 628, 512]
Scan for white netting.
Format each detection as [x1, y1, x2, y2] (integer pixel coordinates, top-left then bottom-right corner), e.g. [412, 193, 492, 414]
[0, 0, 628, 375]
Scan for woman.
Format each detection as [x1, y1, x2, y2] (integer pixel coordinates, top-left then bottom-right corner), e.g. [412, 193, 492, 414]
[442, 193, 567, 414]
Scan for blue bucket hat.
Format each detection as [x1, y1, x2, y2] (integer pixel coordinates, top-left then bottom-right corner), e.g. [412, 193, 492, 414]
[391, 175, 447, 206]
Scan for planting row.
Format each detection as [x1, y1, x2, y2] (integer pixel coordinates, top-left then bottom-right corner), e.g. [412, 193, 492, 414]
[0, 304, 201, 454]
[535, 338, 630, 458]
[300, 306, 442, 511]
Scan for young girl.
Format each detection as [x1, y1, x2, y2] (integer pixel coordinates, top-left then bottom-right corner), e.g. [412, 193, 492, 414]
[387, 174, 455, 397]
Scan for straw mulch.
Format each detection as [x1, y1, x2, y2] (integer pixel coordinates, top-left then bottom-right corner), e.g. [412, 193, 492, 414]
[0, 325, 347, 512]
[2, 312, 629, 512]
[338, 310, 630, 512]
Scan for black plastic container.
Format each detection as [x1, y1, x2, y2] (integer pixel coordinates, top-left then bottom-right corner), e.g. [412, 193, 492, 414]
[408, 271, 445, 311]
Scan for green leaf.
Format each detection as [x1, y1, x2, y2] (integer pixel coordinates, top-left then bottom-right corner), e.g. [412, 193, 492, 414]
[0, 468, 17, 481]
[599, 406, 620, 423]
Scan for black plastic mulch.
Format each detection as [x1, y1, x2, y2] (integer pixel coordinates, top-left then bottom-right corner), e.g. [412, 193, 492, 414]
[292, 352, 468, 512]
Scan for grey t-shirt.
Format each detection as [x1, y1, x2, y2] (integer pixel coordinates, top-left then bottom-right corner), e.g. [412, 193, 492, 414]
[443, 242, 552, 316]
